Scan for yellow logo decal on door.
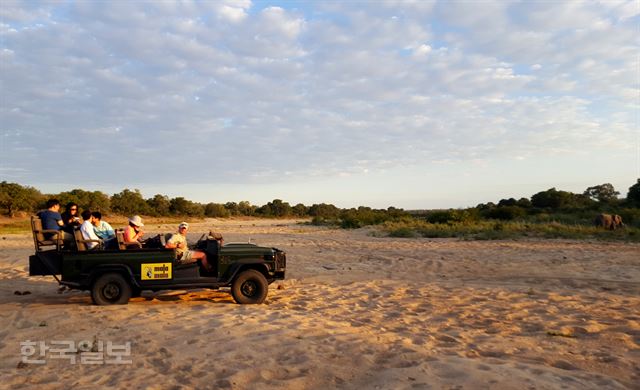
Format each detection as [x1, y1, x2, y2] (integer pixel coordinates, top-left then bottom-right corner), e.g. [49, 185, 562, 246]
[141, 263, 172, 280]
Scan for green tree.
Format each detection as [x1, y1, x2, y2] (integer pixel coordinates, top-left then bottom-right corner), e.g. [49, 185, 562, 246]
[271, 199, 292, 217]
[237, 201, 256, 216]
[57, 189, 111, 212]
[386, 206, 408, 219]
[292, 203, 308, 217]
[475, 202, 496, 210]
[626, 179, 640, 207]
[516, 198, 532, 208]
[169, 197, 204, 217]
[224, 202, 239, 216]
[308, 203, 340, 219]
[111, 189, 149, 215]
[146, 194, 171, 216]
[0, 181, 42, 216]
[583, 183, 620, 203]
[205, 203, 230, 217]
[257, 199, 292, 217]
[498, 198, 517, 207]
[531, 188, 579, 209]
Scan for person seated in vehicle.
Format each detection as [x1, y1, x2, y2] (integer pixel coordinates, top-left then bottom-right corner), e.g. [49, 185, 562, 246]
[60, 202, 82, 234]
[91, 211, 115, 240]
[165, 222, 213, 271]
[124, 215, 145, 244]
[79, 210, 103, 250]
[37, 198, 74, 247]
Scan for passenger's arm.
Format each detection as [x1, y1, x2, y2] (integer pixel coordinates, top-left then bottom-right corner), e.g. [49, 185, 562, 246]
[165, 236, 184, 249]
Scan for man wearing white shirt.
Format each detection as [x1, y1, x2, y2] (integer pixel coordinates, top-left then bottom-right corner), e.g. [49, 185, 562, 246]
[91, 211, 115, 240]
[80, 210, 102, 250]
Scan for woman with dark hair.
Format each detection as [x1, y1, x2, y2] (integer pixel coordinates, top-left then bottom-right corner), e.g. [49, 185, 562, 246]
[61, 202, 81, 233]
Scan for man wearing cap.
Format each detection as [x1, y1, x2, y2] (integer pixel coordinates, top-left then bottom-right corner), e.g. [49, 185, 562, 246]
[124, 215, 145, 243]
[165, 222, 212, 271]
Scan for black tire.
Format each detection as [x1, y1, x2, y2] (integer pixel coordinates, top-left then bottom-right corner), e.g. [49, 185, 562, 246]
[91, 273, 132, 305]
[231, 269, 268, 304]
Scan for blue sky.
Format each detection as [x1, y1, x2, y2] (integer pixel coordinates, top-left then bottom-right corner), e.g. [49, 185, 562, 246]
[1, 0, 638, 209]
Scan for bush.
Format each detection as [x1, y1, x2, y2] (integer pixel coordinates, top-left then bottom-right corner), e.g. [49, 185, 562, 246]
[618, 208, 640, 228]
[485, 206, 526, 220]
[426, 209, 478, 224]
[310, 216, 339, 226]
[378, 219, 640, 242]
[388, 227, 418, 238]
[338, 207, 410, 229]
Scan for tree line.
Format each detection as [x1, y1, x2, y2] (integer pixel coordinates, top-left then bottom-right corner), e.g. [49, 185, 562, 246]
[0, 182, 358, 220]
[413, 180, 640, 227]
[1, 180, 639, 227]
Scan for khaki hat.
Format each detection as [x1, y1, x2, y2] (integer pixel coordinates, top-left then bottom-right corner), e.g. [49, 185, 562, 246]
[178, 222, 189, 229]
[129, 215, 144, 227]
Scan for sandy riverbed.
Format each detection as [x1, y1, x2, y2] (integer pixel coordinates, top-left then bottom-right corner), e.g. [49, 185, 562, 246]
[1, 218, 639, 389]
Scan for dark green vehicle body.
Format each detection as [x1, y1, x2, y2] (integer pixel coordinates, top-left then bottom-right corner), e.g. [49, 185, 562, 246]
[29, 239, 286, 304]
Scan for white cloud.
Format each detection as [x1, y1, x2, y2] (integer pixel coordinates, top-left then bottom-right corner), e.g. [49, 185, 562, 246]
[217, 4, 249, 23]
[260, 6, 304, 38]
[413, 44, 432, 56]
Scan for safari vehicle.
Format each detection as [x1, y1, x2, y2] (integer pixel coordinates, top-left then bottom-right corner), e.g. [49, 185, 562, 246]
[28, 216, 286, 305]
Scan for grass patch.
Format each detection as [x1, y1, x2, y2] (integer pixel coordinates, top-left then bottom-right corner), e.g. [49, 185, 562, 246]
[0, 218, 32, 234]
[388, 227, 419, 238]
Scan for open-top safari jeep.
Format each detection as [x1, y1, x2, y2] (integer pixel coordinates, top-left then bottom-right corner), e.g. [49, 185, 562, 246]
[28, 216, 286, 305]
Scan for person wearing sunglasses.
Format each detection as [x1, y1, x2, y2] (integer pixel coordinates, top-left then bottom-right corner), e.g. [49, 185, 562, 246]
[61, 202, 81, 234]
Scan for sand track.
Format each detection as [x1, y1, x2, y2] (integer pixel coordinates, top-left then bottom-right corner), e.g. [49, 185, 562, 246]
[1, 219, 639, 389]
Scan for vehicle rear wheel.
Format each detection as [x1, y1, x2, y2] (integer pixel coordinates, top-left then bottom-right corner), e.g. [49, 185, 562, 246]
[231, 269, 268, 304]
[91, 273, 132, 305]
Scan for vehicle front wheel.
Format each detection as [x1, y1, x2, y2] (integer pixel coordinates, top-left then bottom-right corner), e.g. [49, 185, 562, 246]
[91, 273, 132, 305]
[231, 269, 268, 304]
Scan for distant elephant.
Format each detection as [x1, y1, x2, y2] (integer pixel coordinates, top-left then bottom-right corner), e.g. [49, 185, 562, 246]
[594, 214, 624, 230]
